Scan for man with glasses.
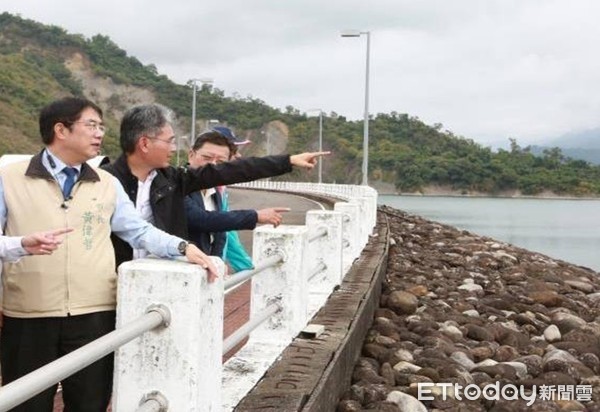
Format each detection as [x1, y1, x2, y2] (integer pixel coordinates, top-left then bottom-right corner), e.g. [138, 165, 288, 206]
[185, 131, 288, 258]
[102, 103, 327, 268]
[206, 126, 260, 272]
[0, 97, 218, 411]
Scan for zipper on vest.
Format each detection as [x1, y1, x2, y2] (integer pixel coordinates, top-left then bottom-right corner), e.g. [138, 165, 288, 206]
[63, 196, 72, 316]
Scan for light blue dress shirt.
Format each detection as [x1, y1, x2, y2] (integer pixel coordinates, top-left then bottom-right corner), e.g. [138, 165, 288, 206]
[0, 149, 182, 261]
[0, 236, 25, 261]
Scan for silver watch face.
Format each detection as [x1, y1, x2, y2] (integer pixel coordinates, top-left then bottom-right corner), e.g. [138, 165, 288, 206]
[178, 241, 188, 255]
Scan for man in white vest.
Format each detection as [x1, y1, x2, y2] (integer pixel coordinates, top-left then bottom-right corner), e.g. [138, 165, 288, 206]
[0, 97, 218, 411]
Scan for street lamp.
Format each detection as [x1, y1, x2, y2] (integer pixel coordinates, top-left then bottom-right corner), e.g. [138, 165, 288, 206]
[341, 29, 371, 186]
[206, 119, 220, 131]
[186, 78, 214, 165]
[307, 108, 324, 183]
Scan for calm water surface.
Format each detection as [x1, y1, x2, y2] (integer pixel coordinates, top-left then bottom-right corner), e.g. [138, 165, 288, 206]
[379, 195, 600, 272]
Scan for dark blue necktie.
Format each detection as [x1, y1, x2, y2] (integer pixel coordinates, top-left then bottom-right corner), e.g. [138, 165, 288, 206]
[62, 167, 78, 198]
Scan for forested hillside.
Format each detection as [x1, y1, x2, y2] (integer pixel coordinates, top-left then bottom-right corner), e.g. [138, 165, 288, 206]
[2, 12, 600, 196]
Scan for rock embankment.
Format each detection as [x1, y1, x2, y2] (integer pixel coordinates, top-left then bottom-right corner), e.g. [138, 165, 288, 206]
[339, 205, 600, 411]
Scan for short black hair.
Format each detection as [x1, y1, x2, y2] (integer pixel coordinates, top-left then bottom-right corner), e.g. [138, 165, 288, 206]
[39, 97, 103, 145]
[192, 131, 236, 157]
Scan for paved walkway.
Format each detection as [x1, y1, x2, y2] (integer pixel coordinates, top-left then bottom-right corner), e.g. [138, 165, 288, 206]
[227, 187, 332, 255]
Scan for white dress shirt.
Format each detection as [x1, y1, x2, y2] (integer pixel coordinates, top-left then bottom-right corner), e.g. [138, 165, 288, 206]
[133, 170, 158, 259]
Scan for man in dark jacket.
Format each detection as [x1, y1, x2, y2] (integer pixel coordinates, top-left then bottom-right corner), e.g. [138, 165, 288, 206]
[185, 132, 289, 256]
[103, 103, 325, 267]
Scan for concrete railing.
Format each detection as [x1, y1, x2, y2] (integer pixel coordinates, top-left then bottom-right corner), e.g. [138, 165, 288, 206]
[0, 181, 377, 411]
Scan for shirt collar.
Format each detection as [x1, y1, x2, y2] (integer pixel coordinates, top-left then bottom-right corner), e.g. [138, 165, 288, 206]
[44, 149, 82, 174]
[202, 187, 217, 198]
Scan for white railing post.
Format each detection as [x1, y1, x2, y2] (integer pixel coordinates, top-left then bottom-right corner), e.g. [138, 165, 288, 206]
[306, 210, 343, 292]
[251, 225, 309, 342]
[361, 186, 379, 231]
[334, 202, 361, 272]
[350, 197, 371, 246]
[113, 257, 225, 412]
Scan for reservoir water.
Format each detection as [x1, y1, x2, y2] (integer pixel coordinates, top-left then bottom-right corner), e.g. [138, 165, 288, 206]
[379, 195, 600, 272]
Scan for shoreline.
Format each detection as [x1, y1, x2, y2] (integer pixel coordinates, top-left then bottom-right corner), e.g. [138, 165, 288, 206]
[374, 185, 600, 201]
[380, 192, 600, 201]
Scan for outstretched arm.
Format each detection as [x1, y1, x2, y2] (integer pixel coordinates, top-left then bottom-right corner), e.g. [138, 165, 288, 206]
[185, 195, 258, 232]
[181, 151, 332, 195]
[290, 151, 331, 169]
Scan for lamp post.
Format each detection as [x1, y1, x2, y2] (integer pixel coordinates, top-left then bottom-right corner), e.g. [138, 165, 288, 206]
[308, 109, 324, 183]
[341, 30, 371, 186]
[206, 119, 220, 131]
[186, 78, 214, 165]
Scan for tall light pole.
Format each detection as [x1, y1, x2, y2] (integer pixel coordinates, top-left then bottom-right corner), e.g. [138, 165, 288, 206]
[308, 108, 324, 183]
[187, 77, 214, 164]
[341, 30, 371, 186]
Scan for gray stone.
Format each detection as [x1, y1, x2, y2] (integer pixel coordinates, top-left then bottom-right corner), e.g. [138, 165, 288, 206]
[450, 351, 476, 371]
[565, 279, 594, 293]
[380, 362, 395, 386]
[392, 361, 421, 373]
[543, 324, 561, 342]
[387, 291, 418, 315]
[551, 312, 586, 334]
[393, 348, 414, 363]
[386, 390, 428, 412]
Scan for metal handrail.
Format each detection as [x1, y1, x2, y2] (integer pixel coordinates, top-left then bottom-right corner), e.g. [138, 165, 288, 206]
[224, 253, 284, 291]
[308, 262, 327, 281]
[0, 305, 171, 412]
[223, 303, 280, 354]
[308, 227, 327, 243]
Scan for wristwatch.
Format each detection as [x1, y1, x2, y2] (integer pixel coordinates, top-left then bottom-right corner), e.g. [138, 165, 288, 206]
[177, 240, 189, 255]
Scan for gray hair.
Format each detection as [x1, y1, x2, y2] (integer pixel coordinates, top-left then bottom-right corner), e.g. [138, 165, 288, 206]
[120, 103, 175, 154]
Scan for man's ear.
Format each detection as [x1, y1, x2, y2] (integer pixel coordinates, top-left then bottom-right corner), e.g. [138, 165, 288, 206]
[138, 136, 151, 153]
[53, 123, 68, 141]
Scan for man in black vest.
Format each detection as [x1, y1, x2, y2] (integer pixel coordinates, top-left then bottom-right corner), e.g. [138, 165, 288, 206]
[103, 103, 327, 267]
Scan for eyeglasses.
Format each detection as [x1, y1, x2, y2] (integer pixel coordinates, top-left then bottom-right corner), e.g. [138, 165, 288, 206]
[70, 120, 107, 134]
[148, 136, 177, 147]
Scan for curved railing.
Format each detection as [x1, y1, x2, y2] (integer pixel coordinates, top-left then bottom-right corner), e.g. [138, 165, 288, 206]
[0, 181, 378, 411]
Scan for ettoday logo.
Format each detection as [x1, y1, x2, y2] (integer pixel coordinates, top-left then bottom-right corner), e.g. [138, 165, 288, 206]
[417, 382, 593, 406]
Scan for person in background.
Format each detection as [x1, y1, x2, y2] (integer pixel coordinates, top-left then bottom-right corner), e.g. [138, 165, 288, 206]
[213, 125, 250, 159]
[0, 96, 217, 412]
[212, 126, 258, 272]
[185, 132, 289, 258]
[102, 104, 326, 269]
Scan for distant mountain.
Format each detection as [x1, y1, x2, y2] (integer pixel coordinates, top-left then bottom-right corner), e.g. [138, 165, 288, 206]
[548, 128, 600, 149]
[529, 145, 600, 165]
[3, 12, 600, 195]
[544, 127, 600, 149]
[529, 128, 600, 164]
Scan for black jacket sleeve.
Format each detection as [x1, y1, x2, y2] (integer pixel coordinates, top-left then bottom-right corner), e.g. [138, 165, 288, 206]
[179, 155, 292, 195]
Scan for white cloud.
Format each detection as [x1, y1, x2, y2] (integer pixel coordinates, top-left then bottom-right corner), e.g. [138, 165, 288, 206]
[4, 0, 600, 146]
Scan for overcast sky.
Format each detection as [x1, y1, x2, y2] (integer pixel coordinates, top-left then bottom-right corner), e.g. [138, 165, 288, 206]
[3, 0, 600, 147]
